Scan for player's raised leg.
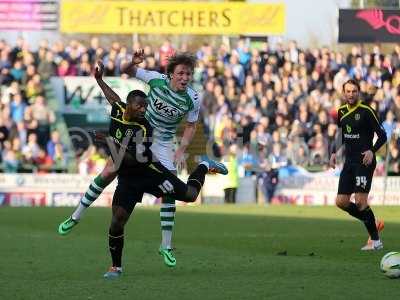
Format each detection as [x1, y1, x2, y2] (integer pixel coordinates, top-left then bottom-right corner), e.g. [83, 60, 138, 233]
[199, 155, 228, 175]
[58, 157, 117, 235]
[184, 160, 226, 200]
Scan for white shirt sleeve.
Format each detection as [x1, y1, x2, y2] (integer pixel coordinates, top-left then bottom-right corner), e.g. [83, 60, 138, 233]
[186, 88, 202, 123]
[135, 68, 165, 83]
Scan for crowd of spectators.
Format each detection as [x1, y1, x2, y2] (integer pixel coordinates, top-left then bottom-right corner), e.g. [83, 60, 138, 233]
[194, 41, 400, 177]
[0, 36, 399, 179]
[0, 38, 67, 173]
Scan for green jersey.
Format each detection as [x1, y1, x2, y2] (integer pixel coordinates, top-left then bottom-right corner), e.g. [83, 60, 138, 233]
[136, 68, 201, 141]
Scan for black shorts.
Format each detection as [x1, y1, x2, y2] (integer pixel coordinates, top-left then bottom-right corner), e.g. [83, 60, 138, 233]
[112, 162, 188, 214]
[338, 160, 376, 195]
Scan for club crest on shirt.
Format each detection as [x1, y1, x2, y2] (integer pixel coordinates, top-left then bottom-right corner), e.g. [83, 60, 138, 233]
[354, 113, 360, 121]
[115, 109, 122, 118]
[125, 129, 134, 138]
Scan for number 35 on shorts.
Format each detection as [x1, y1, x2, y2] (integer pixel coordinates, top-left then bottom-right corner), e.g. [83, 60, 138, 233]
[355, 176, 367, 189]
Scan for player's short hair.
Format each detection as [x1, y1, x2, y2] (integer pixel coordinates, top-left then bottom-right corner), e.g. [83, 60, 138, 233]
[166, 52, 196, 76]
[127, 90, 147, 103]
[342, 79, 360, 91]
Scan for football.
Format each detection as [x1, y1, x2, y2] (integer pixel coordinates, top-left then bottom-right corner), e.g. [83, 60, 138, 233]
[380, 252, 400, 279]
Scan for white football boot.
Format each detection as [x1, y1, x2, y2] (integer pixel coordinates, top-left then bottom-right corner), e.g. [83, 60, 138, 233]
[361, 239, 383, 251]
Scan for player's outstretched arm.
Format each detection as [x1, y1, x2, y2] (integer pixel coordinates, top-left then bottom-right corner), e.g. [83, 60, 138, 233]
[95, 61, 121, 105]
[121, 49, 145, 77]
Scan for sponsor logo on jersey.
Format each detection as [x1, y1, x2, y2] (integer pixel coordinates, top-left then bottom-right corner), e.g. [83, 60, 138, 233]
[344, 133, 360, 139]
[153, 98, 181, 118]
[116, 128, 122, 139]
[113, 128, 145, 148]
[346, 125, 352, 133]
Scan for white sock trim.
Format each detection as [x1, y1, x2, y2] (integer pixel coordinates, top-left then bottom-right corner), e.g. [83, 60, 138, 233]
[86, 189, 100, 198]
[91, 182, 104, 192]
[161, 221, 175, 226]
[160, 212, 175, 217]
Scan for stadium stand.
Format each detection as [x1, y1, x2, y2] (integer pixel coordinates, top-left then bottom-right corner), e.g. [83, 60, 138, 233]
[0, 37, 399, 176]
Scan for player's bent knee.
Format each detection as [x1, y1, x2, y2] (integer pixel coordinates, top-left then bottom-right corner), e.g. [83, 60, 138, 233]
[336, 196, 350, 209]
[354, 198, 368, 210]
[101, 169, 117, 183]
[184, 187, 198, 202]
[101, 159, 118, 181]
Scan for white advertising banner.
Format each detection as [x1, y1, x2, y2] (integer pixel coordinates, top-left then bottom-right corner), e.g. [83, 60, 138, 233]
[0, 173, 399, 207]
[50, 76, 149, 122]
[0, 174, 158, 207]
[274, 173, 400, 205]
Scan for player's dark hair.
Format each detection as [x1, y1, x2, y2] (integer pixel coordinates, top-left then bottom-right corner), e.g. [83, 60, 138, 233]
[127, 90, 147, 103]
[342, 79, 360, 92]
[166, 52, 196, 76]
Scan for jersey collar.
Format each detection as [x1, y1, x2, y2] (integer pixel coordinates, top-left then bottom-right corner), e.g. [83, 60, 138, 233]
[346, 100, 361, 112]
[340, 100, 362, 122]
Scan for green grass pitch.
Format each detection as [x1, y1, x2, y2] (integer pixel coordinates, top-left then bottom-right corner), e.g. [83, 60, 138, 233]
[1, 205, 400, 299]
